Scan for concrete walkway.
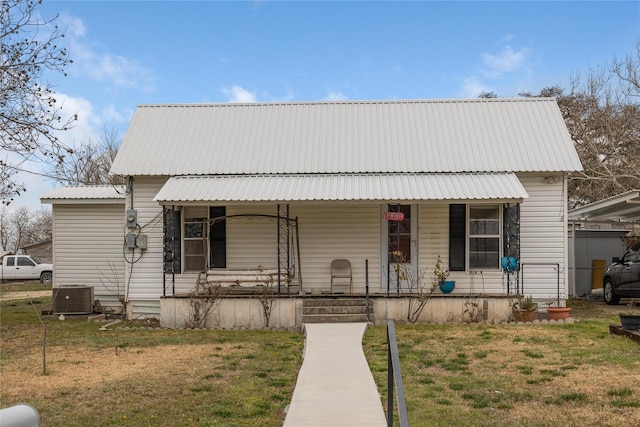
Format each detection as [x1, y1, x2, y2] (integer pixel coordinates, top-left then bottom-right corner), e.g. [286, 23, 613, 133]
[283, 323, 387, 427]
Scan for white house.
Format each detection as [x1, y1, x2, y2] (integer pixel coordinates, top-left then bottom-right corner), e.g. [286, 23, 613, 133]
[41, 185, 126, 312]
[104, 98, 582, 325]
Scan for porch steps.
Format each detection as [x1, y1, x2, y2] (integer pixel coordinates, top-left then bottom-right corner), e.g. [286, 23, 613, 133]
[302, 297, 372, 323]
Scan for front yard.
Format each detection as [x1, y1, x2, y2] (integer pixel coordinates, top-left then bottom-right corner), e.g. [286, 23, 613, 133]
[1, 285, 638, 426]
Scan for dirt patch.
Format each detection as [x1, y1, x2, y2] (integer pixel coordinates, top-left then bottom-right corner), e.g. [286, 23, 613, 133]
[0, 290, 51, 302]
[2, 343, 238, 401]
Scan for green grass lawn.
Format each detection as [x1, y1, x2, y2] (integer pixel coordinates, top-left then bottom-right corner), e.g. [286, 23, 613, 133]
[1, 293, 303, 426]
[363, 304, 640, 427]
[2, 288, 639, 427]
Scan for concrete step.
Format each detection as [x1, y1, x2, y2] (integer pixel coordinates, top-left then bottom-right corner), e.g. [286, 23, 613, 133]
[303, 305, 369, 315]
[302, 314, 371, 323]
[302, 298, 373, 323]
[303, 298, 368, 307]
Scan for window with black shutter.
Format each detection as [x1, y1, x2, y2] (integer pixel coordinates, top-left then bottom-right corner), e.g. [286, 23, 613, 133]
[449, 204, 466, 271]
[209, 207, 226, 268]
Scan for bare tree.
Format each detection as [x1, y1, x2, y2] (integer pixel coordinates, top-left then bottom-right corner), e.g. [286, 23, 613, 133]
[0, 206, 10, 251]
[1, 0, 76, 205]
[26, 207, 51, 245]
[518, 43, 640, 208]
[612, 40, 640, 97]
[49, 127, 124, 186]
[0, 205, 51, 252]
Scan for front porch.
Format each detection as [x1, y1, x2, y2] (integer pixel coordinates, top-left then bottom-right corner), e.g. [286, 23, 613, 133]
[159, 293, 514, 329]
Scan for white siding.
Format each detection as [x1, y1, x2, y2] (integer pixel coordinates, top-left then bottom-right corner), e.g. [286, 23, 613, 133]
[126, 176, 167, 317]
[125, 173, 569, 316]
[52, 203, 125, 310]
[226, 205, 279, 269]
[518, 173, 567, 302]
[416, 178, 568, 300]
[292, 203, 381, 292]
[417, 202, 507, 294]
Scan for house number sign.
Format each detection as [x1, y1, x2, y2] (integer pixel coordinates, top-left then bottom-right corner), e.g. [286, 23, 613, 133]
[383, 212, 405, 221]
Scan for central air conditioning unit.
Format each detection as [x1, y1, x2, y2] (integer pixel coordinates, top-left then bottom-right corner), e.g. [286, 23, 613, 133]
[52, 286, 94, 314]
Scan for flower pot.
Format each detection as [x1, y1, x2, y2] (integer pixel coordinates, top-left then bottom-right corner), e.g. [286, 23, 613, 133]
[512, 308, 536, 322]
[547, 307, 571, 321]
[619, 314, 640, 330]
[439, 280, 455, 294]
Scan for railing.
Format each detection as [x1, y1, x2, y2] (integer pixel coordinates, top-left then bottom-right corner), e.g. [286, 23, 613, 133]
[365, 259, 370, 322]
[387, 320, 409, 427]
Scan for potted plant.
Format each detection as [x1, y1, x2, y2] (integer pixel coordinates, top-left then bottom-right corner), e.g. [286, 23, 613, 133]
[546, 301, 572, 321]
[512, 295, 537, 322]
[619, 313, 640, 330]
[433, 255, 454, 293]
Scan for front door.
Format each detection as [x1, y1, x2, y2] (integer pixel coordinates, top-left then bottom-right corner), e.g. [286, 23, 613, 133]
[382, 204, 417, 292]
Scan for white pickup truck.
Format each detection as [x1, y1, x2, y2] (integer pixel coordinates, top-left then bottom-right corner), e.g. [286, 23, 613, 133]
[0, 254, 53, 284]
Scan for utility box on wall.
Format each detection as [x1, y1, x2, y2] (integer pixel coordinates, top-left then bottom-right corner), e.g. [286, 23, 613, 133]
[126, 209, 138, 228]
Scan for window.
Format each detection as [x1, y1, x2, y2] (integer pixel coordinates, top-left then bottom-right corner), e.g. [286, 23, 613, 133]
[183, 207, 207, 272]
[469, 206, 500, 269]
[449, 204, 502, 270]
[17, 257, 35, 267]
[6, 257, 14, 267]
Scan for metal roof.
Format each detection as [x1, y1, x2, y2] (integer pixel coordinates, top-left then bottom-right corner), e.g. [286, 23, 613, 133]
[568, 190, 640, 222]
[110, 98, 582, 176]
[153, 173, 529, 204]
[41, 185, 126, 204]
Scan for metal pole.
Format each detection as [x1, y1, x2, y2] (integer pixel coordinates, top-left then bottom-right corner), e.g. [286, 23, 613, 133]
[387, 326, 394, 426]
[287, 204, 290, 295]
[396, 204, 400, 295]
[277, 204, 281, 294]
[366, 259, 370, 322]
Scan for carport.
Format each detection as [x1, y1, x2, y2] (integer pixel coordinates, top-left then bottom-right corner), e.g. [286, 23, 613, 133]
[568, 190, 640, 296]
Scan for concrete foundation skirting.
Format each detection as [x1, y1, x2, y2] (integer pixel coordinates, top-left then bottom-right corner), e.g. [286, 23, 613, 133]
[160, 295, 514, 329]
[373, 296, 512, 324]
[160, 296, 303, 329]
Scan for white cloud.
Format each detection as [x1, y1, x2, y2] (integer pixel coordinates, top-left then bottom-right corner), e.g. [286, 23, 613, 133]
[459, 77, 491, 98]
[482, 45, 529, 78]
[324, 90, 348, 101]
[54, 93, 100, 145]
[457, 41, 531, 97]
[58, 13, 86, 39]
[61, 13, 156, 92]
[222, 86, 258, 103]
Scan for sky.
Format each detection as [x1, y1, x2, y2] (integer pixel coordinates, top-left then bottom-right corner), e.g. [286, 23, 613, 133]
[7, 0, 640, 210]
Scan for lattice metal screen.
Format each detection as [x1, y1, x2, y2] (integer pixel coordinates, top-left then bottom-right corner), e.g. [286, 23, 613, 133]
[163, 207, 181, 275]
[503, 203, 520, 261]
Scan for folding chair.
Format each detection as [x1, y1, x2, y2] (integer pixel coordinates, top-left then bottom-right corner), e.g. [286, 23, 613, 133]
[330, 259, 353, 293]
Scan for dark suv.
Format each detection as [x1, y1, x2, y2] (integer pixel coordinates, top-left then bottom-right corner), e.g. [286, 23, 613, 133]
[603, 243, 640, 305]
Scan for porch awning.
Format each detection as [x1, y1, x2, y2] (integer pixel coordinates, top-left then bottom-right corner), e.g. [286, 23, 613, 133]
[153, 173, 528, 204]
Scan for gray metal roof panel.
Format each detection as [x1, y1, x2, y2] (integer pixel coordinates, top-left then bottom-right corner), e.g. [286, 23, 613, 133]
[41, 185, 126, 203]
[110, 98, 583, 176]
[153, 173, 529, 203]
[568, 190, 640, 222]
